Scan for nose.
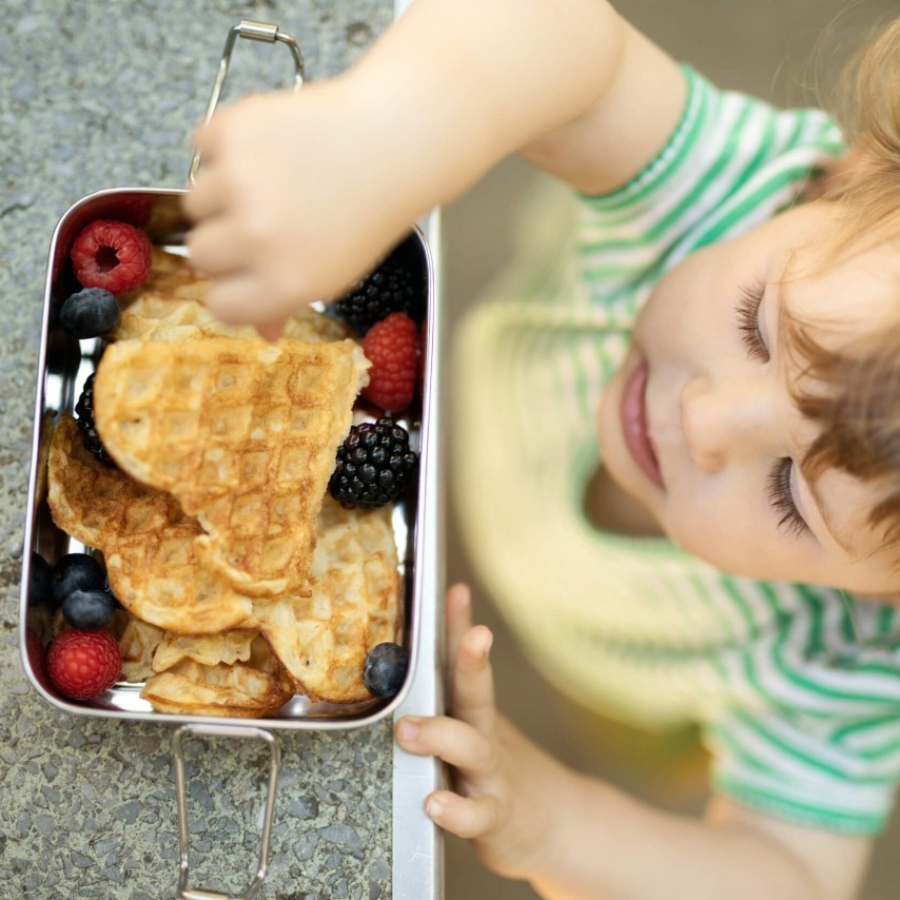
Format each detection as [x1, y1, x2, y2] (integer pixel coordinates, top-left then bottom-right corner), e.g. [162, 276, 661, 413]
[680, 374, 778, 472]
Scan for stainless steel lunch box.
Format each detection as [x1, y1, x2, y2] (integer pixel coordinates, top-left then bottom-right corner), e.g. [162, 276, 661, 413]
[17, 21, 444, 900]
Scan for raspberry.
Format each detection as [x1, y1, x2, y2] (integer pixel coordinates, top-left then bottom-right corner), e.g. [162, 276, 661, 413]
[329, 417, 418, 509]
[70, 219, 152, 294]
[75, 374, 116, 467]
[24, 629, 52, 693]
[47, 628, 121, 700]
[361, 312, 419, 412]
[332, 252, 422, 334]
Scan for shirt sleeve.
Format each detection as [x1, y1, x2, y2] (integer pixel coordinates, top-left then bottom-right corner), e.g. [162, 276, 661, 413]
[703, 597, 900, 834]
[574, 65, 847, 300]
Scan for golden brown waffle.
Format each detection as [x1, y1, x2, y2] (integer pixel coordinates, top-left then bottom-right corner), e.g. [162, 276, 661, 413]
[47, 414, 255, 634]
[51, 417, 404, 710]
[34, 412, 56, 507]
[115, 248, 350, 344]
[141, 636, 295, 717]
[119, 247, 210, 308]
[151, 629, 258, 673]
[93, 336, 368, 598]
[115, 613, 164, 682]
[247, 496, 402, 703]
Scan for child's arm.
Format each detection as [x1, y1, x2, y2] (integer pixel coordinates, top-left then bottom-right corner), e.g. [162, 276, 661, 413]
[182, 0, 685, 333]
[396, 585, 873, 900]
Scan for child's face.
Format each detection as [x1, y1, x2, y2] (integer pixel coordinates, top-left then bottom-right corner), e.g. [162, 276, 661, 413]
[598, 203, 900, 598]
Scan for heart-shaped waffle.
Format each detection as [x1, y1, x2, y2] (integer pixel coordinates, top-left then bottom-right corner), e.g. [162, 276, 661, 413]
[93, 336, 369, 598]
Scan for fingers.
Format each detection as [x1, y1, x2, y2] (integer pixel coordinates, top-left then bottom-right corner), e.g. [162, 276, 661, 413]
[181, 169, 228, 222]
[396, 714, 494, 775]
[445, 583, 474, 663]
[452, 624, 496, 734]
[445, 584, 496, 734]
[256, 319, 287, 341]
[422, 789, 500, 840]
[184, 217, 246, 276]
[202, 272, 272, 325]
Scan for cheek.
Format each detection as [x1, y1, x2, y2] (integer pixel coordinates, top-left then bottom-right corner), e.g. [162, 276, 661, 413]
[659, 483, 764, 572]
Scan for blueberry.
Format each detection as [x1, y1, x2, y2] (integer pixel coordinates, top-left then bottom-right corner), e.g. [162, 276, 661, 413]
[363, 642, 409, 698]
[59, 288, 120, 338]
[51, 553, 107, 606]
[61, 588, 116, 630]
[28, 552, 53, 607]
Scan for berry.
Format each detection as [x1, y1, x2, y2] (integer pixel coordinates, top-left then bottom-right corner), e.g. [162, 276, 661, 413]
[88, 192, 154, 227]
[70, 219, 152, 293]
[24, 629, 52, 693]
[51, 553, 107, 606]
[47, 629, 121, 700]
[75, 374, 116, 467]
[62, 589, 116, 631]
[59, 287, 120, 338]
[361, 312, 419, 412]
[363, 642, 409, 698]
[329, 418, 417, 509]
[28, 552, 53, 607]
[332, 253, 422, 334]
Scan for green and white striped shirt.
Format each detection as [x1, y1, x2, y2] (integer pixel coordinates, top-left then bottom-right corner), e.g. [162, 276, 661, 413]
[453, 65, 900, 834]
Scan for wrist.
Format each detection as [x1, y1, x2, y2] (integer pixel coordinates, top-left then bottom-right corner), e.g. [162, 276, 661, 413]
[343, 54, 501, 215]
[490, 716, 587, 884]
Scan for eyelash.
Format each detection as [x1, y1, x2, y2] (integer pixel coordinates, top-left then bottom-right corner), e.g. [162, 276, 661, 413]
[767, 458, 808, 538]
[735, 284, 769, 362]
[735, 285, 807, 537]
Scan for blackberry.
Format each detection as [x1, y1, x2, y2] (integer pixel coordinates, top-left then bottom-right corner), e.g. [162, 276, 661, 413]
[329, 418, 417, 509]
[74, 374, 116, 467]
[331, 252, 422, 334]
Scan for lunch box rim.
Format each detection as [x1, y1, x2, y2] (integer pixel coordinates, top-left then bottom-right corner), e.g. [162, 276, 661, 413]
[19, 184, 437, 732]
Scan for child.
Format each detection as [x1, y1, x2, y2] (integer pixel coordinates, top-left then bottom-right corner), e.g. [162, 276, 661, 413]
[183, 2, 900, 896]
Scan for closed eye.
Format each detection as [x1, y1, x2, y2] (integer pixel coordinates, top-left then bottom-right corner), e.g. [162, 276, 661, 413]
[735, 283, 769, 362]
[766, 457, 808, 538]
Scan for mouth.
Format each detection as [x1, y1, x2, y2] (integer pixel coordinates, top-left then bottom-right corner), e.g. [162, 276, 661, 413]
[620, 360, 664, 489]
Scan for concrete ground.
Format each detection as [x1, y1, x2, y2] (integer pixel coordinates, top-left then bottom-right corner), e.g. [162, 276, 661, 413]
[440, 2, 900, 897]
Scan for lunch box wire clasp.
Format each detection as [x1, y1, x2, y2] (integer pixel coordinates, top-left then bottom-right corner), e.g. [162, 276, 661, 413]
[188, 20, 305, 185]
[177, 22, 300, 900]
[174, 725, 281, 900]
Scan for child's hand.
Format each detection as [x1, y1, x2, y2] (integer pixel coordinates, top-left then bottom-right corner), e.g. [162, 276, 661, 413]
[395, 584, 562, 880]
[181, 78, 418, 336]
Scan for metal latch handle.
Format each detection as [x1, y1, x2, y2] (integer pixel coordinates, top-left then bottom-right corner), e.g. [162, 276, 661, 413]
[173, 724, 282, 900]
[189, 20, 305, 184]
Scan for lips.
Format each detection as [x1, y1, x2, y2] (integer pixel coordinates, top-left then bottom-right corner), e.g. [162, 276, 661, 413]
[620, 360, 664, 489]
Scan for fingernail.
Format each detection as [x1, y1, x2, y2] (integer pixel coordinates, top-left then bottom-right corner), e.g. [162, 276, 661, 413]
[425, 797, 443, 818]
[397, 719, 420, 742]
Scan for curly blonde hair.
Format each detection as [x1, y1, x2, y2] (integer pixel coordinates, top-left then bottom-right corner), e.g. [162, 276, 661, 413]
[789, 14, 900, 561]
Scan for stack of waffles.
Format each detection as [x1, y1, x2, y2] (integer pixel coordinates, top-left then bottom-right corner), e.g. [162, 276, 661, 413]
[46, 250, 403, 716]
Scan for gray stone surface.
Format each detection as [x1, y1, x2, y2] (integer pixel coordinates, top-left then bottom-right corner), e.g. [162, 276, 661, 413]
[0, 1, 395, 897]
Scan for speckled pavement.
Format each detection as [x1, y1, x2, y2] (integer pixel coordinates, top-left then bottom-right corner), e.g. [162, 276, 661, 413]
[0, 2, 398, 897]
